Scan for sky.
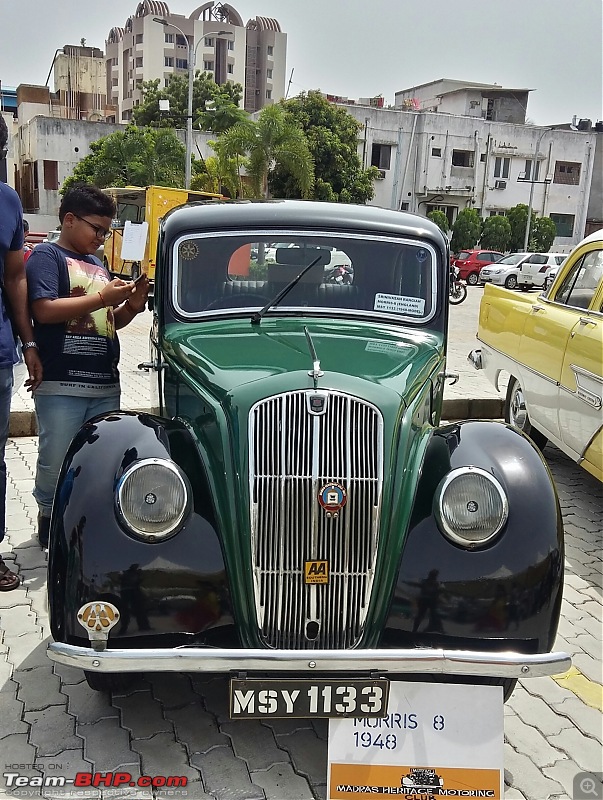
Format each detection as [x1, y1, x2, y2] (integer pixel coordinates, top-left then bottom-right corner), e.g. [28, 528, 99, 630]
[1, 0, 601, 125]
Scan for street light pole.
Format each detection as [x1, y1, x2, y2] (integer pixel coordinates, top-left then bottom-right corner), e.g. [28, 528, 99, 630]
[523, 127, 550, 251]
[153, 17, 193, 188]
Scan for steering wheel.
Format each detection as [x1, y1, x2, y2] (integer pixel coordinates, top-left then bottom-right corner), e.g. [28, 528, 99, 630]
[204, 293, 269, 311]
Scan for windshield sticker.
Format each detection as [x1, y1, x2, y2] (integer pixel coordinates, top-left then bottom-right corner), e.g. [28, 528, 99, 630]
[374, 293, 426, 316]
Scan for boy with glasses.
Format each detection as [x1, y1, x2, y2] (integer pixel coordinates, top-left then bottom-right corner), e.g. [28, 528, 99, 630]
[26, 184, 149, 547]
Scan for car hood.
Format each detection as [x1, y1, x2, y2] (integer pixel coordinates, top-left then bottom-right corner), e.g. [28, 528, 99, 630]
[162, 316, 444, 407]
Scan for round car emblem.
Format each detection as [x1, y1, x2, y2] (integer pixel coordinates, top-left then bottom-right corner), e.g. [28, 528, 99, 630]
[144, 492, 157, 505]
[318, 483, 347, 517]
[179, 241, 199, 260]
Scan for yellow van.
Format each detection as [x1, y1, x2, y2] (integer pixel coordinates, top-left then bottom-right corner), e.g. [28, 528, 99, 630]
[102, 186, 222, 281]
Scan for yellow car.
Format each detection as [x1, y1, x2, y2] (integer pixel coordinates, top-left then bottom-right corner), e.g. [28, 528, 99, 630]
[470, 230, 603, 482]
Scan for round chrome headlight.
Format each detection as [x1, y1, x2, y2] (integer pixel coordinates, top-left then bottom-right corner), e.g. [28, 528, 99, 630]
[434, 466, 508, 547]
[116, 458, 190, 540]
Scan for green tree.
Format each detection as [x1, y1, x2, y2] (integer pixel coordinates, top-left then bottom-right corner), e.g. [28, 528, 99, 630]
[427, 210, 449, 234]
[507, 203, 537, 252]
[62, 126, 185, 193]
[450, 208, 482, 253]
[268, 91, 379, 203]
[132, 74, 246, 133]
[530, 217, 557, 252]
[215, 103, 314, 198]
[480, 215, 511, 252]
[191, 149, 248, 198]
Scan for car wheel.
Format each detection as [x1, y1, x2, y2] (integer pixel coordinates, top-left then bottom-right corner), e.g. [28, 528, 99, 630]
[520, 284, 529, 292]
[504, 275, 518, 290]
[505, 377, 547, 450]
[467, 272, 479, 286]
[84, 671, 138, 693]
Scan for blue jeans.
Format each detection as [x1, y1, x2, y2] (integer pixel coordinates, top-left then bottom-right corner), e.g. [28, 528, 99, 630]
[34, 393, 120, 518]
[0, 367, 13, 544]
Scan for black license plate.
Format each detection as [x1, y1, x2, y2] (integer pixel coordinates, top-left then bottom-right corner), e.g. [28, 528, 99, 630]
[229, 678, 389, 719]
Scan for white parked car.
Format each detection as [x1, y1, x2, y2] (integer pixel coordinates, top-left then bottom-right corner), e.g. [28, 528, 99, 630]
[479, 253, 530, 289]
[543, 262, 566, 290]
[517, 252, 567, 290]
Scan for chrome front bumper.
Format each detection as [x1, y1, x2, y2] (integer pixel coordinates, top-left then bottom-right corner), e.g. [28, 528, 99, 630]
[47, 642, 571, 679]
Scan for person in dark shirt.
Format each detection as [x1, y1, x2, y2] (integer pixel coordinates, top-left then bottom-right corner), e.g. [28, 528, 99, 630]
[0, 116, 42, 589]
[26, 184, 149, 547]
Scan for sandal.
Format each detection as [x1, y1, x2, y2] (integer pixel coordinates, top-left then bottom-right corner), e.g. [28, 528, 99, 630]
[0, 557, 20, 591]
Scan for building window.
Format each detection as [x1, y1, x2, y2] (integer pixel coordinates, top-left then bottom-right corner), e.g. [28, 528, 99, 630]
[488, 210, 507, 217]
[176, 58, 188, 70]
[135, 57, 143, 67]
[136, 79, 143, 88]
[452, 150, 474, 168]
[400, 202, 409, 211]
[43, 160, 58, 191]
[165, 33, 174, 43]
[204, 37, 214, 46]
[267, 68, 273, 79]
[164, 57, 173, 67]
[164, 78, 170, 87]
[203, 60, 214, 71]
[494, 156, 510, 178]
[524, 160, 540, 182]
[267, 45, 274, 56]
[135, 33, 143, 44]
[426, 204, 456, 227]
[112, 77, 118, 86]
[550, 213, 575, 237]
[554, 161, 581, 185]
[228, 40, 234, 50]
[431, 147, 442, 157]
[176, 34, 188, 47]
[371, 143, 391, 170]
[266, 89, 272, 99]
[227, 64, 234, 74]
[112, 57, 118, 66]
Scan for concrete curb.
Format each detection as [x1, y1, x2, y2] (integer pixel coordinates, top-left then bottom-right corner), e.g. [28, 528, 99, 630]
[8, 397, 504, 438]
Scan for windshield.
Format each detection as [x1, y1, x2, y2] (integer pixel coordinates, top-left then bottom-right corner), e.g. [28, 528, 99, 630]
[172, 232, 438, 323]
[495, 253, 525, 265]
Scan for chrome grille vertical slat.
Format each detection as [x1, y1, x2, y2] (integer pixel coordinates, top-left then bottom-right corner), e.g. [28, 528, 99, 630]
[249, 390, 383, 649]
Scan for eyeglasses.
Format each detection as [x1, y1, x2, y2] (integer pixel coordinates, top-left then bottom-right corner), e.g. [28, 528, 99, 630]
[72, 214, 111, 240]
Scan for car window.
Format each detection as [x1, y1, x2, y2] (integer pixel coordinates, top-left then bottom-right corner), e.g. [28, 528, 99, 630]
[527, 254, 547, 264]
[173, 233, 437, 322]
[495, 253, 524, 265]
[457, 251, 471, 259]
[553, 250, 603, 310]
[554, 256, 566, 265]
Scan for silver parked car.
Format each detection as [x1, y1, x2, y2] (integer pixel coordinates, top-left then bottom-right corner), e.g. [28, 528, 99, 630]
[479, 253, 530, 289]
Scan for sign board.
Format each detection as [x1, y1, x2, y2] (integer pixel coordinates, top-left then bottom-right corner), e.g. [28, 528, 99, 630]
[328, 682, 503, 799]
[120, 220, 149, 262]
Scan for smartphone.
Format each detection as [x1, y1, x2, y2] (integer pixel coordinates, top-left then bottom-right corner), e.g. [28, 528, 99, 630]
[133, 272, 146, 285]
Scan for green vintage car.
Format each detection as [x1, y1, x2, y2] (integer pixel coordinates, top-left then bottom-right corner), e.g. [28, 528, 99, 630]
[47, 201, 569, 714]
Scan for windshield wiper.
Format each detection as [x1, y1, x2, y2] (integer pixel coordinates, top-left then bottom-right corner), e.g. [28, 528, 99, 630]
[250, 256, 323, 325]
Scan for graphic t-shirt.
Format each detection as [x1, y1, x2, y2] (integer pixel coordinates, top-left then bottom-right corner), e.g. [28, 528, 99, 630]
[26, 242, 120, 396]
[0, 182, 24, 368]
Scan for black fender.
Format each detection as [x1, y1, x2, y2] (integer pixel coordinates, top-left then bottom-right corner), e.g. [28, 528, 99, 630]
[48, 411, 234, 646]
[381, 420, 563, 654]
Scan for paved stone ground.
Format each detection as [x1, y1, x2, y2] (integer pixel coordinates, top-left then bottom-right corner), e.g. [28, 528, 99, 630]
[0, 438, 601, 800]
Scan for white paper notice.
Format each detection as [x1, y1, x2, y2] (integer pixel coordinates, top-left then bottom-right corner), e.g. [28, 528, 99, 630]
[374, 293, 425, 316]
[328, 682, 503, 800]
[120, 220, 149, 262]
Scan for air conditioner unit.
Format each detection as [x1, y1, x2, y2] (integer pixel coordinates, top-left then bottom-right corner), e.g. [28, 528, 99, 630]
[494, 180, 507, 189]
[375, 169, 386, 180]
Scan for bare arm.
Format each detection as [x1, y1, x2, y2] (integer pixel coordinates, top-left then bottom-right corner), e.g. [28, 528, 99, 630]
[31, 278, 135, 325]
[3, 248, 43, 390]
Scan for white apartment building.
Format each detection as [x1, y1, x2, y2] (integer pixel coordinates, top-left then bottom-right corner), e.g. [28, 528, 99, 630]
[105, 0, 286, 122]
[345, 104, 598, 249]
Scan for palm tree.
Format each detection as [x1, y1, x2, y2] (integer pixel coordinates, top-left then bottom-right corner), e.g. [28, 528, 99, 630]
[215, 104, 314, 199]
[191, 150, 245, 199]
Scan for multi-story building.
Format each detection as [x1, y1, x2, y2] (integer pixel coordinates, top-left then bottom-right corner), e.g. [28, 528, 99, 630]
[105, 0, 286, 122]
[344, 102, 599, 248]
[51, 45, 111, 121]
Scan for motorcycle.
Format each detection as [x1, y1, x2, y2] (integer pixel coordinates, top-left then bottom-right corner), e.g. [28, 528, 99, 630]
[449, 266, 467, 304]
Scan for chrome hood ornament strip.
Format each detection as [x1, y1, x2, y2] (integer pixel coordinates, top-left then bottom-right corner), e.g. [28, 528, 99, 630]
[304, 326, 324, 389]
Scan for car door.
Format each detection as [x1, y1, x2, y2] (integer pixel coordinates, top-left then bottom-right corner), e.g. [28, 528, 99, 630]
[556, 248, 603, 462]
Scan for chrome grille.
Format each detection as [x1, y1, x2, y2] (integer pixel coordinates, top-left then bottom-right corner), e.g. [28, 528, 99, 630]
[249, 390, 383, 649]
